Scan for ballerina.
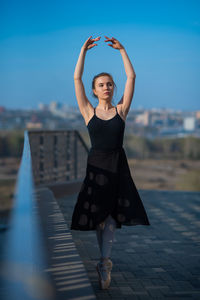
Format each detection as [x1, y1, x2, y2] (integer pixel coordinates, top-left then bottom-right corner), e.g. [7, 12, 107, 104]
[71, 35, 150, 290]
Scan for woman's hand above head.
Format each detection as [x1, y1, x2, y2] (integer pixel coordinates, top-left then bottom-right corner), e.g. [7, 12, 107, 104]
[104, 36, 124, 50]
[82, 36, 101, 51]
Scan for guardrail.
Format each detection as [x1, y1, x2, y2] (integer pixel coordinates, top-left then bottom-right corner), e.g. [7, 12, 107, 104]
[28, 130, 89, 185]
[0, 131, 53, 300]
[0, 130, 95, 300]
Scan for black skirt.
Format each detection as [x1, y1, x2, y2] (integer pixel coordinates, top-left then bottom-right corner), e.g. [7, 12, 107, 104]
[70, 147, 150, 231]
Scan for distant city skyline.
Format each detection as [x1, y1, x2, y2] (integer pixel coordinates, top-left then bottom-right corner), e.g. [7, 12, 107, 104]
[0, 0, 200, 111]
[1, 101, 199, 113]
[1, 99, 200, 139]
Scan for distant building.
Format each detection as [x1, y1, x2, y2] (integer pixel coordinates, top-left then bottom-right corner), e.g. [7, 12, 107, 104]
[26, 113, 43, 129]
[38, 103, 48, 111]
[49, 101, 58, 112]
[135, 111, 149, 126]
[183, 117, 195, 131]
[26, 122, 43, 129]
[48, 101, 68, 118]
[150, 113, 166, 127]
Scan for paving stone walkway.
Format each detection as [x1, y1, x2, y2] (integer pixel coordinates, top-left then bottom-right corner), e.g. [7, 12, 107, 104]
[57, 189, 200, 300]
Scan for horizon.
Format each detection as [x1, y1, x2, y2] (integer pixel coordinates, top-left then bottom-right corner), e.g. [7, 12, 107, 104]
[0, 0, 199, 111]
[1, 102, 198, 113]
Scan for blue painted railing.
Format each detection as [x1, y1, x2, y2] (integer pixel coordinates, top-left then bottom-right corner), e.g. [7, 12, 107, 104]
[0, 131, 54, 300]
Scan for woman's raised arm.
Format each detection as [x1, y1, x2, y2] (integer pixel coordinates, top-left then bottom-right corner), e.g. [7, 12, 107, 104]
[104, 36, 136, 118]
[74, 36, 100, 116]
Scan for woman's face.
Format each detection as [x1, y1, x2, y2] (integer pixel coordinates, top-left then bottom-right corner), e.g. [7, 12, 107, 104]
[93, 76, 114, 101]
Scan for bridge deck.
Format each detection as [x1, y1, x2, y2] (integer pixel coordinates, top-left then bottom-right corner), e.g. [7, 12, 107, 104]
[57, 189, 200, 300]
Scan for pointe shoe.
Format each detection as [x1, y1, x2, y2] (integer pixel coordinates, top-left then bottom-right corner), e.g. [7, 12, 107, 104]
[96, 258, 113, 289]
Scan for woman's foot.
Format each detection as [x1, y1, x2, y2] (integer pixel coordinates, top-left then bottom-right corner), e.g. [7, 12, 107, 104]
[96, 258, 113, 289]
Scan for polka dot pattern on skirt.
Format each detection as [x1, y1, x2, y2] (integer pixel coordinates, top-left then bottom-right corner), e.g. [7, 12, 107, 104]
[95, 173, 108, 186]
[118, 197, 130, 207]
[70, 147, 150, 230]
[87, 186, 92, 195]
[83, 201, 90, 210]
[117, 214, 126, 222]
[90, 204, 98, 213]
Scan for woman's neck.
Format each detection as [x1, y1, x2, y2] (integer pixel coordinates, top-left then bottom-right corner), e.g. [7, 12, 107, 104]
[96, 101, 114, 111]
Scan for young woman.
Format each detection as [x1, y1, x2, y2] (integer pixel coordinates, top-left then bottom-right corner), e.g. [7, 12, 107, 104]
[70, 36, 150, 289]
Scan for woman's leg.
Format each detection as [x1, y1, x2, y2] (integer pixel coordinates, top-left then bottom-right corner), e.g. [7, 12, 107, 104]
[96, 214, 117, 282]
[96, 214, 117, 259]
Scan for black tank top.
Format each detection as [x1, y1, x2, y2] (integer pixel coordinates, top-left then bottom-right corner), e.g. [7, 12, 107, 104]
[87, 106, 125, 150]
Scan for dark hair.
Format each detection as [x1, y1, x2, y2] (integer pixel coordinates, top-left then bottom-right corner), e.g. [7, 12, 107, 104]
[92, 72, 117, 99]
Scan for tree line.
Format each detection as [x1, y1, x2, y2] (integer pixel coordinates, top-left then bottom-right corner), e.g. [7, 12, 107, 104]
[0, 131, 24, 157]
[124, 134, 200, 160]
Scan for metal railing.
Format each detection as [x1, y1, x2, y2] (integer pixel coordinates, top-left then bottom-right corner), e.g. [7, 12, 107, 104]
[0, 131, 53, 300]
[28, 130, 89, 185]
[0, 130, 94, 300]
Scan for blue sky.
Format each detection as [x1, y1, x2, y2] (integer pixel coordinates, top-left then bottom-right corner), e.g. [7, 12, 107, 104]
[0, 0, 200, 111]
